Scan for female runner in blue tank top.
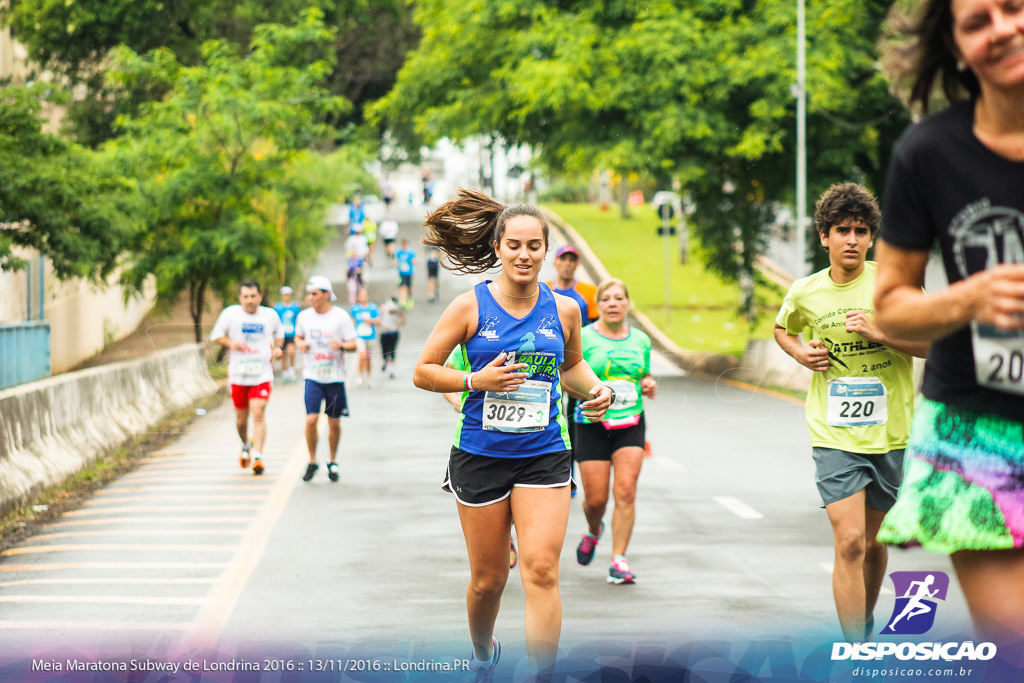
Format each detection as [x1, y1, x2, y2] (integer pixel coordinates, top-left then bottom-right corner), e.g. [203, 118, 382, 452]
[413, 188, 613, 676]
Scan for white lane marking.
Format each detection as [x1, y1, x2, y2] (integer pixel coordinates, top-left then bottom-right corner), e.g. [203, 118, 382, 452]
[0, 578, 220, 588]
[651, 456, 684, 470]
[63, 505, 260, 516]
[0, 595, 206, 605]
[713, 496, 764, 520]
[2, 544, 236, 556]
[819, 562, 894, 595]
[0, 620, 190, 631]
[184, 436, 307, 648]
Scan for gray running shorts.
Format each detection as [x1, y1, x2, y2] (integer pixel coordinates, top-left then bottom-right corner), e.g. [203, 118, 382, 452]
[812, 447, 904, 511]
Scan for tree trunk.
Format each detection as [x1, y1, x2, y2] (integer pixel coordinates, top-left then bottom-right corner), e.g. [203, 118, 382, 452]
[190, 279, 207, 344]
[619, 176, 630, 219]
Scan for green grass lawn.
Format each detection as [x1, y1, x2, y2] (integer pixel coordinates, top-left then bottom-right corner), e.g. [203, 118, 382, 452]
[544, 202, 784, 355]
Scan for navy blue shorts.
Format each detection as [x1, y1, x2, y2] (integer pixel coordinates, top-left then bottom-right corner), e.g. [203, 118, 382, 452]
[399, 274, 412, 288]
[304, 380, 349, 418]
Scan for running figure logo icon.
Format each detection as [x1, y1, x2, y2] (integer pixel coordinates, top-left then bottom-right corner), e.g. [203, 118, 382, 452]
[880, 571, 950, 635]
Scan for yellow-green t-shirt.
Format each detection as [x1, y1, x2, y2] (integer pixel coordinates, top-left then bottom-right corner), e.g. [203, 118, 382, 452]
[775, 261, 914, 454]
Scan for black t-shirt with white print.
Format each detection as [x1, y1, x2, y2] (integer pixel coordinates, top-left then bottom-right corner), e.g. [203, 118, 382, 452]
[880, 100, 1024, 423]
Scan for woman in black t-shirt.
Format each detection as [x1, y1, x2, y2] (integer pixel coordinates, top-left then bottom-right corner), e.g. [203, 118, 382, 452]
[873, 0, 1024, 643]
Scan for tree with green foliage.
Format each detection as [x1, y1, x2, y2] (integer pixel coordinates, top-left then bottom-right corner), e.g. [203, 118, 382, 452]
[109, 12, 349, 341]
[375, 0, 907, 309]
[2, 0, 418, 146]
[0, 84, 138, 280]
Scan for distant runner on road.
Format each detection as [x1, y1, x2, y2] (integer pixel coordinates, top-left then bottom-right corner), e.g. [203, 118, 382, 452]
[573, 278, 656, 585]
[379, 296, 406, 379]
[350, 288, 381, 387]
[413, 187, 613, 677]
[774, 183, 929, 641]
[426, 245, 442, 303]
[379, 213, 400, 265]
[396, 238, 417, 309]
[295, 276, 358, 483]
[274, 286, 302, 384]
[546, 245, 598, 326]
[546, 244, 599, 494]
[211, 280, 284, 476]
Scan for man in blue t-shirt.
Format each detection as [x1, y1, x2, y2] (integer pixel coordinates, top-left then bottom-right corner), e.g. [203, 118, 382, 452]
[348, 196, 366, 234]
[274, 286, 303, 383]
[349, 288, 381, 386]
[396, 238, 417, 309]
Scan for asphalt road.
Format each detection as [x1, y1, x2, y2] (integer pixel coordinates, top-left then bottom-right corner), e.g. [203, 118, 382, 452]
[0, 202, 975, 681]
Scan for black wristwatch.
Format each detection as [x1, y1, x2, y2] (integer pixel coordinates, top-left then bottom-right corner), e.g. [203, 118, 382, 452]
[603, 385, 616, 405]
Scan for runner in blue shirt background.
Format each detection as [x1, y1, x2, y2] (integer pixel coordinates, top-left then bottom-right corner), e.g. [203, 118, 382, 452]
[348, 196, 366, 234]
[396, 238, 417, 309]
[273, 286, 303, 383]
[349, 288, 381, 386]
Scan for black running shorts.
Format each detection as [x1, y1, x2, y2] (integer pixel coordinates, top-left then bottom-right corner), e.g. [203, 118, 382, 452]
[573, 415, 646, 462]
[442, 447, 574, 507]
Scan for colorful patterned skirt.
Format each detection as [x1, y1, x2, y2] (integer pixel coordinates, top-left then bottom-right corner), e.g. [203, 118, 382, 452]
[877, 398, 1024, 554]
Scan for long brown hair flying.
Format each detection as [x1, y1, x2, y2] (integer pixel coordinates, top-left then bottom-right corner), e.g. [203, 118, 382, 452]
[422, 187, 549, 275]
[880, 0, 980, 114]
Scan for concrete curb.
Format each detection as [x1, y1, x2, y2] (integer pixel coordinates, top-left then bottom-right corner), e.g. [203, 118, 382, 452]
[542, 207, 745, 378]
[0, 344, 217, 518]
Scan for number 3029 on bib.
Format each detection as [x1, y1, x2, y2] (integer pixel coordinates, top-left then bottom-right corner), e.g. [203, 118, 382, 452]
[482, 380, 551, 433]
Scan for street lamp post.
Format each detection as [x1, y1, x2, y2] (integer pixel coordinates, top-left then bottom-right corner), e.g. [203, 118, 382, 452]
[795, 0, 807, 278]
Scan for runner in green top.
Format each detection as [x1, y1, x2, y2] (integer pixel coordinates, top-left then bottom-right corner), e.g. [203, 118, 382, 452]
[444, 344, 519, 570]
[573, 278, 657, 585]
[774, 183, 929, 641]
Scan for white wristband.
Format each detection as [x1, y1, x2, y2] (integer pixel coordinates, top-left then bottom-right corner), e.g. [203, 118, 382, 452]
[466, 372, 474, 391]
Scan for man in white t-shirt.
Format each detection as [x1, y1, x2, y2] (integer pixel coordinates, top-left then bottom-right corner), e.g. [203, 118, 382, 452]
[210, 280, 284, 475]
[379, 213, 400, 265]
[295, 275, 358, 482]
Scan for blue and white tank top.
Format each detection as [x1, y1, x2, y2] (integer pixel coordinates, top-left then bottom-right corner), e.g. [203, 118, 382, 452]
[454, 281, 572, 458]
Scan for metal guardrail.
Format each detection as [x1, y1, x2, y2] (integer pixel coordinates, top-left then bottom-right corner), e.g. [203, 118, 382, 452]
[0, 321, 51, 390]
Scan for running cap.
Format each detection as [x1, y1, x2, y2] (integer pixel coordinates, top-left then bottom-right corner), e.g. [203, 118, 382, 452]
[306, 275, 337, 301]
[555, 245, 579, 259]
[279, 286, 293, 295]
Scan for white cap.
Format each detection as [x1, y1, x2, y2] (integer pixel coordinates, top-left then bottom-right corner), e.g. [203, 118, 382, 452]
[306, 275, 337, 301]
[279, 285, 293, 295]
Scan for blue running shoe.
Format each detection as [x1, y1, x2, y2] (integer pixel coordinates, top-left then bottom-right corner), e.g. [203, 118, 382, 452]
[576, 521, 604, 565]
[608, 556, 636, 584]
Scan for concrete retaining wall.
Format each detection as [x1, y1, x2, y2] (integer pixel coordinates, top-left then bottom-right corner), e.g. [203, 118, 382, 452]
[0, 344, 217, 517]
[732, 339, 927, 395]
[732, 339, 813, 392]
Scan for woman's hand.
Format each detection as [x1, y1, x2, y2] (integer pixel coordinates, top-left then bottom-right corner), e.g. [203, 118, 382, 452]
[471, 352, 529, 392]
[580, 385, 613, 422]
[641, 375, 657, 399]
[968, 265, 1024, 330]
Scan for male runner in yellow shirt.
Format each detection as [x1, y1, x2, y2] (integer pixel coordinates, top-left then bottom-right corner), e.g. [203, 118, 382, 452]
[775, 183, 929, 642]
